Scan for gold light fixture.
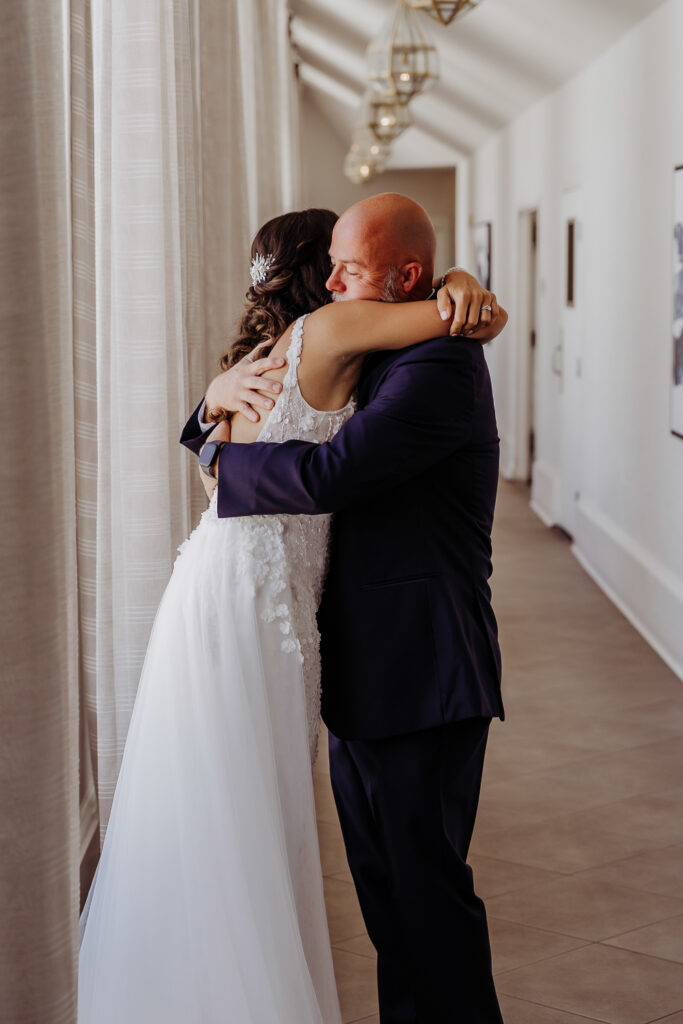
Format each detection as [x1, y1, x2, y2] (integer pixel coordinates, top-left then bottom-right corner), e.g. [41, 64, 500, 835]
[363, 92, 412, 143]
[350, 124, 391, 171]
[404, 0, 481, 26]
[366, 1, 438, 106]
[343, 150, 377, 185]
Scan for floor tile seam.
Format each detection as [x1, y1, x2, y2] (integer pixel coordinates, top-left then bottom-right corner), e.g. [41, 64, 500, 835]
[594, 938, 683, 970]
[601, 912, 683, 943]
[570, 855, 683, 894]
[478, 800, 683, 841]
[483, 746, 683, 796]
[332, 946, 376, 962]
[475, 798, 683, 839]
[332, 936, 375, 954]
[488, 894, 683, 944]
[485, 907, 598, 942]
[492, 943, 593, 978]
[497, 980, 612, 1022]
[487, 913, 596, 941]
[483, 900, 683, 944]
[487, 733, 683, 767]
[600, 940, 683, 969]
[481, 838, 683, 882]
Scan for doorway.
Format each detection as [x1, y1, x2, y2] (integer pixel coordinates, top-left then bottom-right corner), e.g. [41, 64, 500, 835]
[557, 188, 584, 538]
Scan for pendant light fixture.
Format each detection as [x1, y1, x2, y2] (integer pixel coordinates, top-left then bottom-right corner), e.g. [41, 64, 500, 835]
[363, 92, 412, 143]
[366, 0, 438, 105]
[343, 151, 377, 185]
[350, 124, 391, 170]
[404, 0, 481, 26]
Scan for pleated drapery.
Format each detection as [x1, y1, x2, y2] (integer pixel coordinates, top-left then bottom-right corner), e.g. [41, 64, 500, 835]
[0, 5, 80, 1023]
[1, 2, 300, 1020]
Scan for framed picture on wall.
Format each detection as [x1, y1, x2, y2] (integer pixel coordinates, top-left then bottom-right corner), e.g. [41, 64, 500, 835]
[473, 221, 492, 291]
[673, 166, 683, 438]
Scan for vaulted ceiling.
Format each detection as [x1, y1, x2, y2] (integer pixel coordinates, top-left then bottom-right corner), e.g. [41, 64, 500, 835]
[290, 0, 670, 165]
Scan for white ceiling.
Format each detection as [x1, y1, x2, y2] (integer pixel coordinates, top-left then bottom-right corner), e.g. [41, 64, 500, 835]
[290, 0, 670, 164]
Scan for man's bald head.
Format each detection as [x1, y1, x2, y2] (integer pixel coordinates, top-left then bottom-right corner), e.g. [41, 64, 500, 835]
[326, 193, 437, 302]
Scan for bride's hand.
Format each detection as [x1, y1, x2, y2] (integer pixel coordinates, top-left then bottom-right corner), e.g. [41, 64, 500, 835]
[436, 269, 499, 339]
[205, 341, 286, 424]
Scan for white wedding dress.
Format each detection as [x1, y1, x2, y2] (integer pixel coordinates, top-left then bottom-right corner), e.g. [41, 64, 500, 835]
[78, 314, 355, 1023]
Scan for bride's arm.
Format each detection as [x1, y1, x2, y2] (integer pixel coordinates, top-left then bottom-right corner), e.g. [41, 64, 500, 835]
[304, 298, 508, 362]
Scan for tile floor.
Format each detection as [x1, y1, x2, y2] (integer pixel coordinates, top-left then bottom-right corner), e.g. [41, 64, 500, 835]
[313, 480, 683, 1024]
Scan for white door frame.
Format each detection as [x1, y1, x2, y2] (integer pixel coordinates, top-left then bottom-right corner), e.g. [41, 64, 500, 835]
[514, 208, 539, 483]
[557, 187, 585, 537]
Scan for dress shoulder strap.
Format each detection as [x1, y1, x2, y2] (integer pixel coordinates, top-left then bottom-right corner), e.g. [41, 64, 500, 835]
[282, 313, 309, 387]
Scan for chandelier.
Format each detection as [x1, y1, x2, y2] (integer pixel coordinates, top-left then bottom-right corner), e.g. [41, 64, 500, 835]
[351, 124, 391, 170]
[404, 0, 481, 26]
[366, 1, 438, 106]
[343, 0, 485, 184]
[343, 125, 391, 184]
[343, 151, 376, 185]
[363, 92, 412, 143]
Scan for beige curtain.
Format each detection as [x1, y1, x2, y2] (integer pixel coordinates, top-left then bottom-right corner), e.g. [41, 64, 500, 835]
[2, 0, 300, 1019]
[0, 4, 80, 1023]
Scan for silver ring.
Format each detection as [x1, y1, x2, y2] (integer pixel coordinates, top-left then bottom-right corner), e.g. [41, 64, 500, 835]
[481, 304, 493, 312]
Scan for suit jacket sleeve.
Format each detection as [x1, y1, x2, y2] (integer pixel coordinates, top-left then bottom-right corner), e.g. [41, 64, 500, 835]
[179, 398, 211, 456]
[212, 341, 484, 519]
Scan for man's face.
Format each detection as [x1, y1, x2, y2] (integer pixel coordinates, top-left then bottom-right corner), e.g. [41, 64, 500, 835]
[325, 218, 389, 301]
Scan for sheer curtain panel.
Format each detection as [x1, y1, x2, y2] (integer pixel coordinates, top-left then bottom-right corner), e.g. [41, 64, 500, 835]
[79, 0, 300, 859]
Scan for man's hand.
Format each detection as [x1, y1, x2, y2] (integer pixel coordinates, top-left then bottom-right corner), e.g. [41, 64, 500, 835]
[205, 340, 286, 424]
[198, 420, 231, 500]
[435, 269, 499, 338]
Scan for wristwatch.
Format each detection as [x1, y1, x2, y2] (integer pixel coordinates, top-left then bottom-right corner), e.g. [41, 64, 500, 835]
[198, 440, 226, 478]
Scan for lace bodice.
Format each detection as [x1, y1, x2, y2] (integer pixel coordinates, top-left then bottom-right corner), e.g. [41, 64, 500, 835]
[183, 313, 355, 758]
[256, 313, 355, 446]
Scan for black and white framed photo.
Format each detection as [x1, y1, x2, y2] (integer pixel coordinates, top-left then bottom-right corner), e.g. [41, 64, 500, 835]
[473, 221, 492, 291]
[673, 165, 683, 439]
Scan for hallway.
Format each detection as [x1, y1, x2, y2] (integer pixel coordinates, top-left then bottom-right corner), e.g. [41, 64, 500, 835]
[314, 480, 683, 1024]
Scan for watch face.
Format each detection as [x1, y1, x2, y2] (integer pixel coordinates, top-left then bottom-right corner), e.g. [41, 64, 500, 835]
[199, 441, 219, 467]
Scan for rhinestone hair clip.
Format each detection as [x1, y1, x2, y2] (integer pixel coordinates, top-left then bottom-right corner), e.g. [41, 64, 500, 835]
[250, 251, 274, 286]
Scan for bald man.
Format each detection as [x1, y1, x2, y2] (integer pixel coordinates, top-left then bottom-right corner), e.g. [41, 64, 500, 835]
[181, 194, 506, 1023]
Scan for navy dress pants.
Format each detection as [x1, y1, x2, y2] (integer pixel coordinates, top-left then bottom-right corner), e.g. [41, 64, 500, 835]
[328, 717, 503, 1024]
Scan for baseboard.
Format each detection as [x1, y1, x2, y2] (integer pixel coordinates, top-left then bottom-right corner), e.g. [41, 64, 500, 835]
[529, 460, 557, 526]
[574, 498, 683, 683]
[499, 435, 517, 480]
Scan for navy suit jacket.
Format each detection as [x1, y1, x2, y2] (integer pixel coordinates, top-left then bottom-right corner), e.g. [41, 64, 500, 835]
[180, 338, 504, 739]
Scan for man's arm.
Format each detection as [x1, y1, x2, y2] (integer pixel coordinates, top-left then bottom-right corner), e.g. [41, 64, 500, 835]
[192, 271, 502, 429]
[213, 341, 483, 519]
[180, 397, 214, 456]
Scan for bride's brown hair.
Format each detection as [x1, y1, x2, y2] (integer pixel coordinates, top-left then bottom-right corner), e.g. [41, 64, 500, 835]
[220, 208, 338, 370]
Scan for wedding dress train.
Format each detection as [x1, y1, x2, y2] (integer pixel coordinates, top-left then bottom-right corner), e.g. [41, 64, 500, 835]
[78, 315, 355, 1023]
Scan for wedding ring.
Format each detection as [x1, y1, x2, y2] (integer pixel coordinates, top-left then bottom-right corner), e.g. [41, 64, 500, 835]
[481, 304, 493, 312]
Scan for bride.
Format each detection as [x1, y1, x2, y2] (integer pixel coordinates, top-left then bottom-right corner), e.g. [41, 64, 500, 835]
[78, 205, 503, 1023]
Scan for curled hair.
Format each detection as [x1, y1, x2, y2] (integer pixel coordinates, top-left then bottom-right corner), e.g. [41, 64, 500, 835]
[220, 208, 338, 370]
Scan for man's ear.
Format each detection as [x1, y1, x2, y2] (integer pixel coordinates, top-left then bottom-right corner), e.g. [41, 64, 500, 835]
[400, 262, 425, 295]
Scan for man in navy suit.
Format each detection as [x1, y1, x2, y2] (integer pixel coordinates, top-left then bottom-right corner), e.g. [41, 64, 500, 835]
[181, 194, 506, 1023]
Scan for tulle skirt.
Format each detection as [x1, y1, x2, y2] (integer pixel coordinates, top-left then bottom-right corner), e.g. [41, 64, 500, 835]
[78, 508, 341, 1023]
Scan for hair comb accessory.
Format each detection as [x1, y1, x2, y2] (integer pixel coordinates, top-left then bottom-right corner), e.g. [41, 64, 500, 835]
[250, 252, 274, 286]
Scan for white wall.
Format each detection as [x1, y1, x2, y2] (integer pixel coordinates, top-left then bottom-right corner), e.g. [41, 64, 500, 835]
[468, 0, 683, 678]
[300, 95, 458, 273]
